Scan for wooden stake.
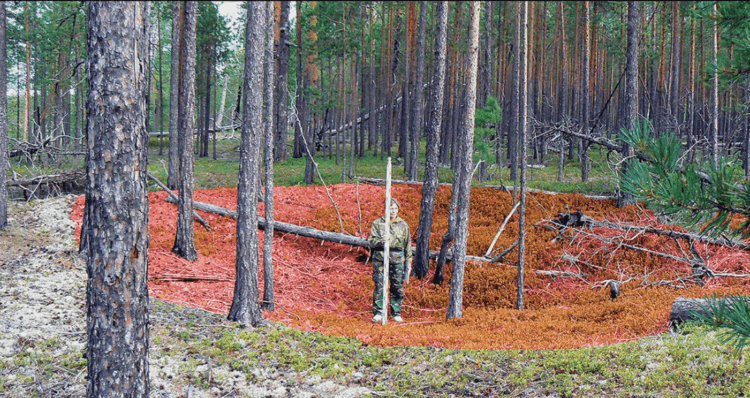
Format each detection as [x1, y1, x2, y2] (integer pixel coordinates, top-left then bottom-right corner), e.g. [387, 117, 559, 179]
[382, 157, 392, 325]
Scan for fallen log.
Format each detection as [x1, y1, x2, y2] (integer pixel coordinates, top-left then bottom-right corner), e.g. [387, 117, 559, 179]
[149, 273, 232, 282]
[147, 172, 211, 231]
[535, 270, 588, 278]
[148, 123, 240, 138]
[7, 169, 85, 188]
[165, 195, 491, 263]
[669, 296, 750, 324]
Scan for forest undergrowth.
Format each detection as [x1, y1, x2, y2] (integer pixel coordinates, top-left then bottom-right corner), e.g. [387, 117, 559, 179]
[70, 183, 750, 350]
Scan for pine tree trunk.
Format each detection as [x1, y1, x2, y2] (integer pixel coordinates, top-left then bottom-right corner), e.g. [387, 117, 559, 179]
[711, 2, 719, 168]
[669, 1, 681, 134]
[23, 3, 30, 142]
[85, 3, 150, 396]
[262, 2, 276, 312]
[228, 2, 266, 327]
[557, 1, 567, 182]
[480, 0, 492, 109]
[446, 1, 480, 320]
[167, 1, 182, 190]
[293, 1, 304, 159]
[157, 7, 165, 156]
[408, 2, 427, 181]
[509, 2, 520, 183]
[274, 1, 290, 162]
[0, 2, 7, 230]
[172, 1, 198, 261]
[580, 1, 591, 183]
[515, 0, 529, 311]
[303, 2, 319, 184]
[619, 1, 639, 207]
[414, 1, 448, 280]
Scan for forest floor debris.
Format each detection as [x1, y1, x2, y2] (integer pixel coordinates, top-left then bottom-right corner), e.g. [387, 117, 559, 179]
[2, 193, 750, 396]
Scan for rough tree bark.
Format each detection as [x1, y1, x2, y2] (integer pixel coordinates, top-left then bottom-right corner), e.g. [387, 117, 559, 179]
[228, 2, 266, 327]
[413, 1, 448, 280]
[167, 1, 182, 190]
[172, 1, 199, 261]
[262, 1, 276, 312]
[446, 1, 480, 320]
[84, 2, 150, 396]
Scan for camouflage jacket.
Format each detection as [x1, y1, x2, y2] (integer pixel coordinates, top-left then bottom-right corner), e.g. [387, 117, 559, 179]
[369, 216, 412, 265]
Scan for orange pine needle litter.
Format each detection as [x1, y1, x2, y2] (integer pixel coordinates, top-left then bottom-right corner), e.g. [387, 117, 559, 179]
[70, 184, 750, 350]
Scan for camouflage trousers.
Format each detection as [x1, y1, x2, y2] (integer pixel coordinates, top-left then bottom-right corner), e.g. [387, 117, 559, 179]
[372, 260, 405, 317]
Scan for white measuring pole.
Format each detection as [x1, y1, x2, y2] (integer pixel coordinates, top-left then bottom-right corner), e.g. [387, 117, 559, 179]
[382, 157, 392, 325]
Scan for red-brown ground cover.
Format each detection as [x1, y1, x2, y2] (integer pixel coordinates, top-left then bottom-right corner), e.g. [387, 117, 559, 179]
[70, 184, 750, 349]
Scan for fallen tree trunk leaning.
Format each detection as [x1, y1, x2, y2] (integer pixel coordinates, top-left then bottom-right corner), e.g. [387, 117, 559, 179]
[165, 195, 490, 263]
[147, 172, 211, 231]
[669, 296, 750, 324]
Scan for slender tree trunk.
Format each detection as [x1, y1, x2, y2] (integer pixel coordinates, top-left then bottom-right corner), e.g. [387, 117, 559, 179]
[85, 3, 150, 396]
[368, 5, 377, 152]
[408, 2, 427, 181]
[157, 6, 165, 156]
[262, 2, 276, 312]
[687, 4, 696, 162]
[400, 2, 415, 165]
[480, 0, 492, 109]
[293, 1, 304, 159]
[0, 2, 7, 230]
[274, 1, 290, 162]
[228, 2, 266, 327]
[509, 2, 520, 184]
[557, 1, 567, 182]
[303, 2, 319, 184]
[414, 1, 448, 280]
[619, 1, 639, 207]
[580, 1, 591, 182]
[446, 1, 480, 320]
[167, 1, 182, 190]
[670, 1, 681, 135]
[23, 3, 30, 142]
[712, 2, 719, 168]
[516, 0, 529, 311]
[172, 1, 199, 261]
[202, 45, 212, 158]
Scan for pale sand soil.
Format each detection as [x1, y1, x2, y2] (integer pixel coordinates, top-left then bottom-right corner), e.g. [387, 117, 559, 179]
[0, 195, 371, 398]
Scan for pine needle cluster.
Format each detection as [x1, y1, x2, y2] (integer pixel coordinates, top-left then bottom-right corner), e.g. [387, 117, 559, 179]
[690, 295, 750, 354]
[619, 120, 750, 239]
